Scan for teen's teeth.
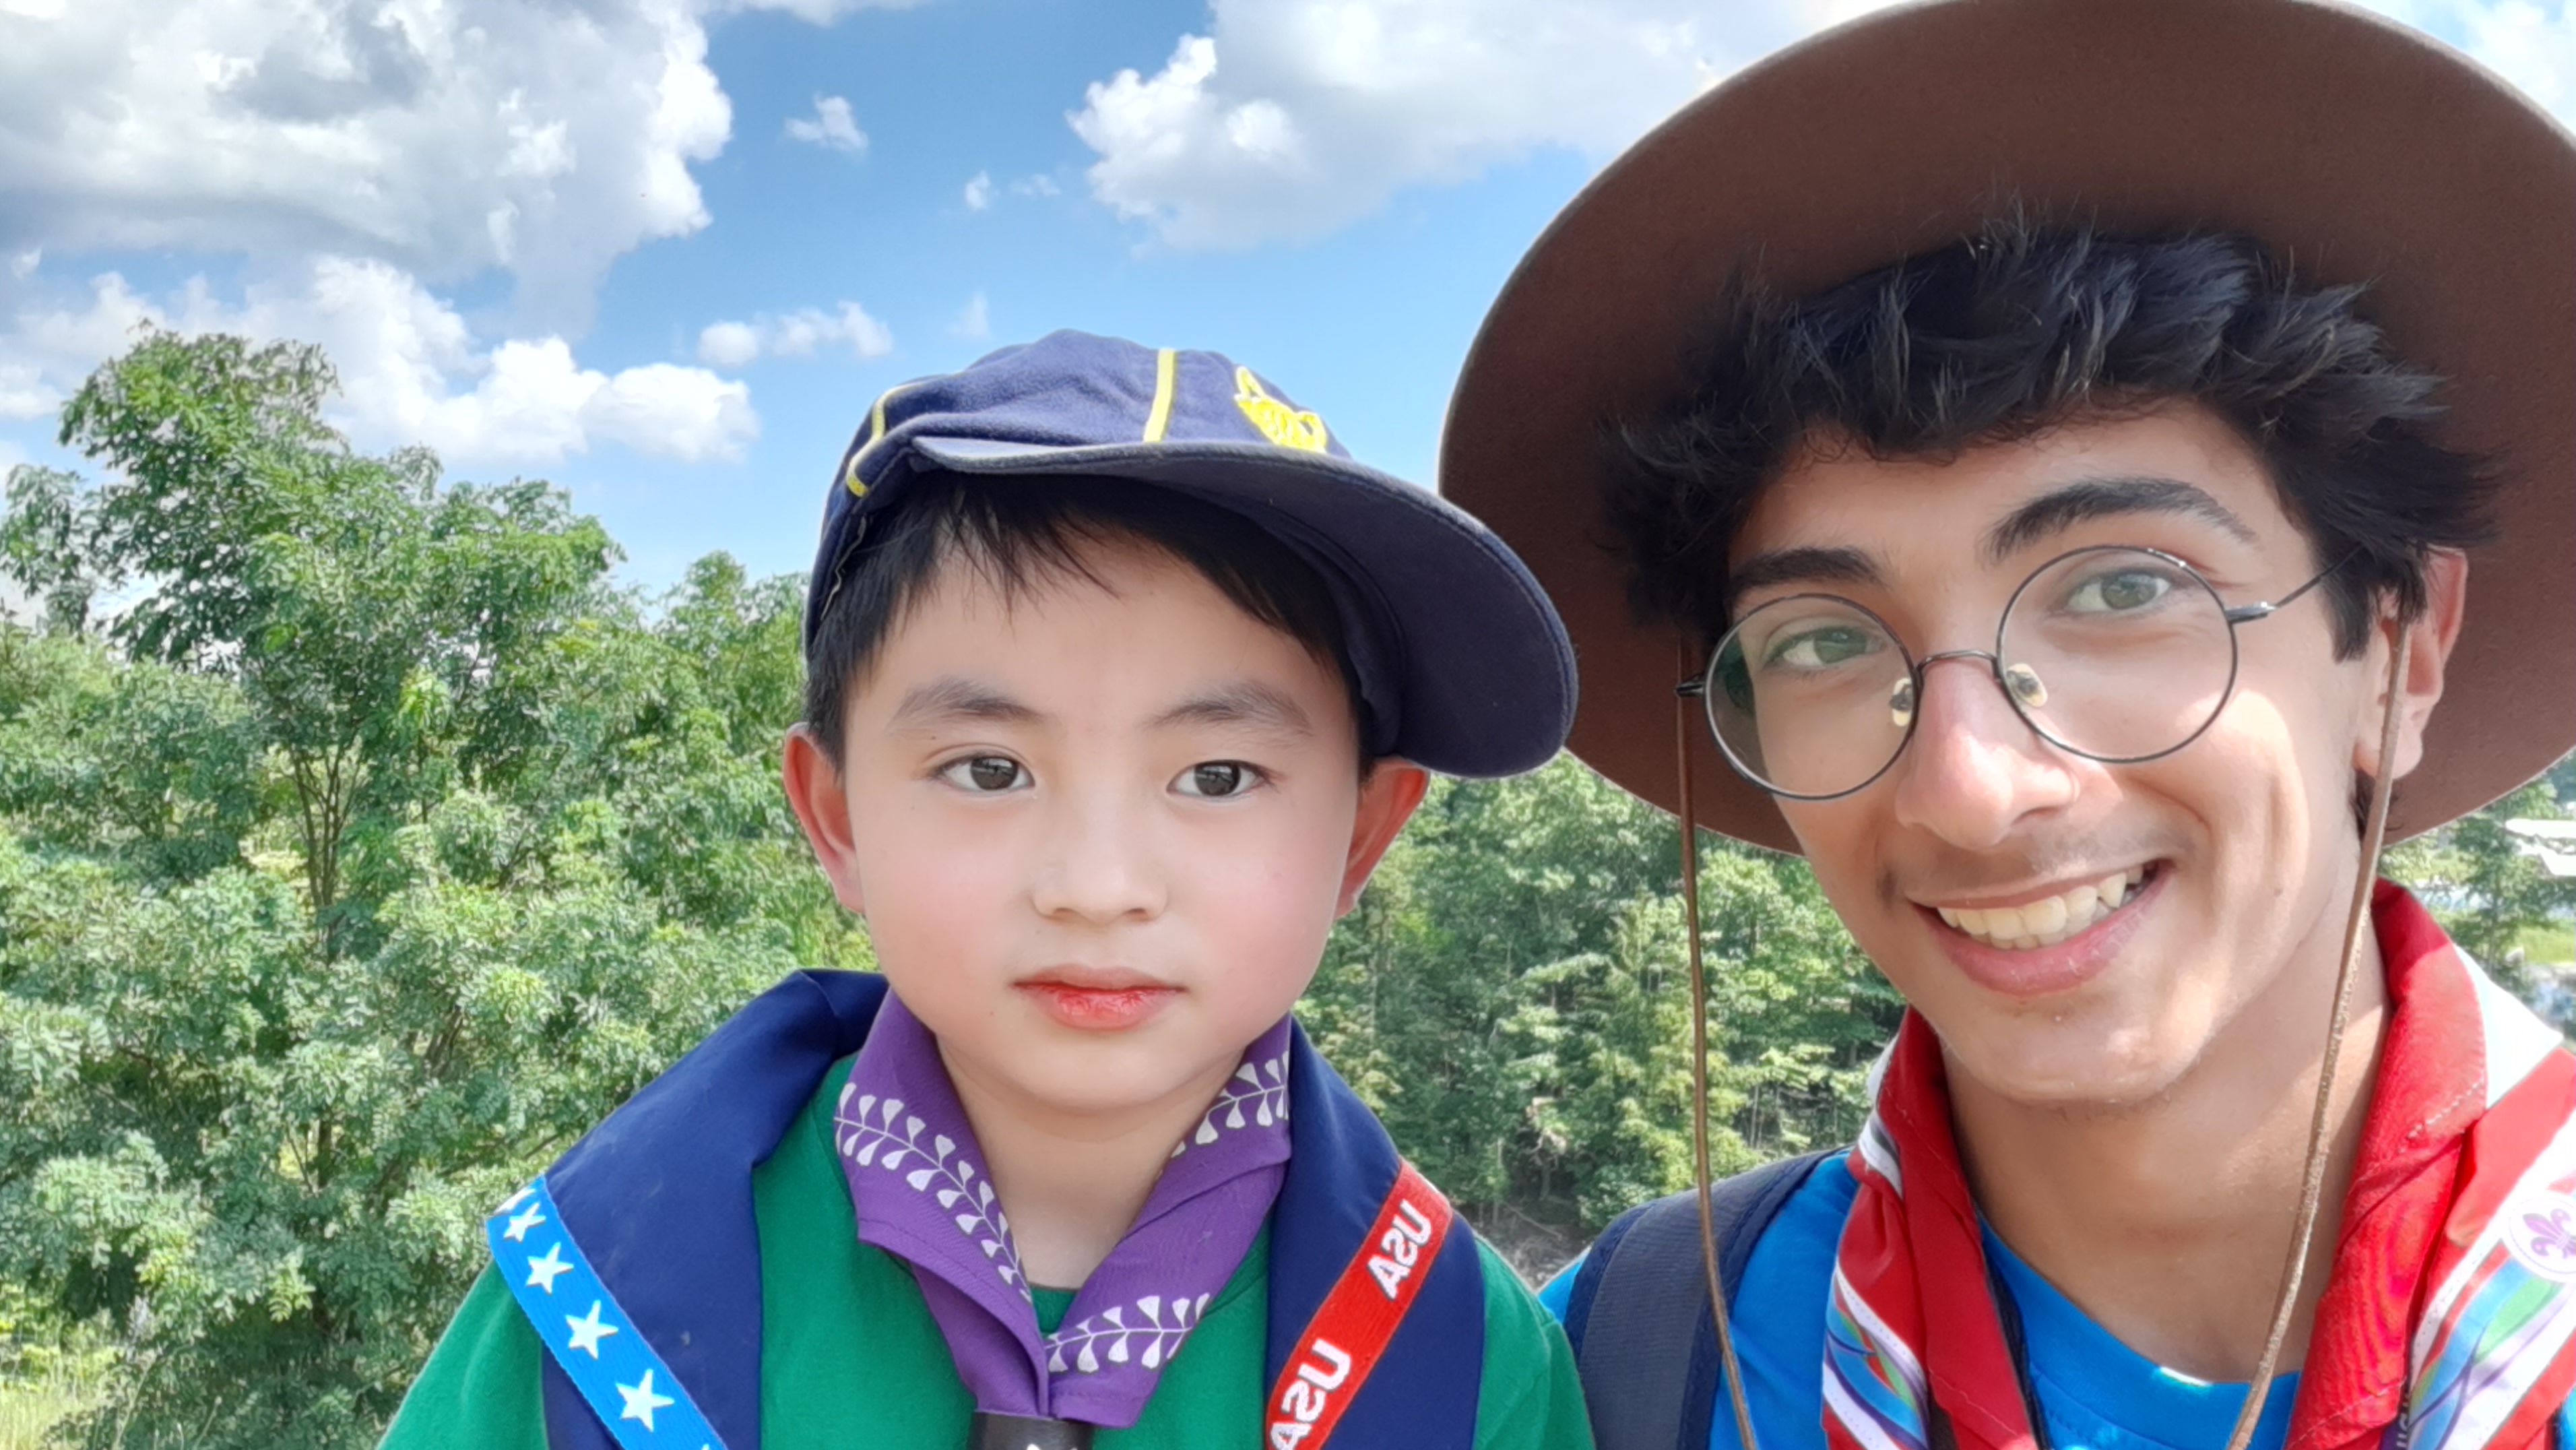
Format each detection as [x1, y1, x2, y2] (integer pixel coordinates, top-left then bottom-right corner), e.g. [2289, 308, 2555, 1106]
[1938, 867, 2146, 950]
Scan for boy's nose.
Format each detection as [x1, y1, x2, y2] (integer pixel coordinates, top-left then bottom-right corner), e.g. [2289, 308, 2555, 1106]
[1888, 656, 2078, 850]
[1027, 794, 1168, 924]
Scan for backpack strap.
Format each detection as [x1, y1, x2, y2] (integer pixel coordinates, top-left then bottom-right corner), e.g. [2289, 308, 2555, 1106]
[1263, 1021, 1485, 1447]
[1262, 1158, 1456, 1448]
[1564, 1148, 1836, 1450]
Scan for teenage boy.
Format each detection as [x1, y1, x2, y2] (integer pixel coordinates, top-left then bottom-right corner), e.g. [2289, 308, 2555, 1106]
[1440, 3, 2576, 1450]
[379, 332, 1594, 1449]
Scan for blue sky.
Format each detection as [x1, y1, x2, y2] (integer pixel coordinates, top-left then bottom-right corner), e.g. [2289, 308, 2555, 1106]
[1, 0, 2567, 597]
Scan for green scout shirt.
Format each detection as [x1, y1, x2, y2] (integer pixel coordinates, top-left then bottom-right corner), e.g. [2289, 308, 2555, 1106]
[381, 1057, 1594, 1449]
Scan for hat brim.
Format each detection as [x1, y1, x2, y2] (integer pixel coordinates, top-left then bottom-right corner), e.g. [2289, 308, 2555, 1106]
[909, 435, 1577, 779]
[1441, 0, 2576, 852]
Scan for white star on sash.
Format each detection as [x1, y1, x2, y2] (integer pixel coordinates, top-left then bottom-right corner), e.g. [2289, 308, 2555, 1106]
[565, 1300, 619, 1358]
[503, 1204, 548, 1242]
[617, 1368, 674, 1432]
[523, 1244, 571, 1294]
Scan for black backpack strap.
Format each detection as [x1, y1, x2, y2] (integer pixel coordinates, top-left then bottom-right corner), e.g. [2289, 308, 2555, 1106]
[1564, 1148, 1836, 1450]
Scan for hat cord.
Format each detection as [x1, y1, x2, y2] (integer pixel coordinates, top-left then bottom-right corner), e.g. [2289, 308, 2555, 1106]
[2220, 625, 2412, 1450]
[1677, 641, 1764, 1450]
[1675, 629, 2413, 1450]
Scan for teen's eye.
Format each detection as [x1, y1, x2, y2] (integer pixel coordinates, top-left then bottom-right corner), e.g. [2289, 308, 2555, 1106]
[1173, 761, 1263, 799]
[1762, 621, 1889, 672]
[2063, 567, 2175, 614]
[937, 755, 1029, 793]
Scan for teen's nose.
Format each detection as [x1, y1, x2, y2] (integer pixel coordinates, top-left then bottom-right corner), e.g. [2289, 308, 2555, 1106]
[1027, 789, 1168, 924]
[1888, 655, 2077, 850]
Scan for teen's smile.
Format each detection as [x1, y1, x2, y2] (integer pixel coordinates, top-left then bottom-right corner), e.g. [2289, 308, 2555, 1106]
[1912, 862, 2166, 998]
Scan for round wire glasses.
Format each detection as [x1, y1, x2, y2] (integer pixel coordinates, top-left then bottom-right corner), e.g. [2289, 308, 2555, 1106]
[1680, 544, 2344, 800]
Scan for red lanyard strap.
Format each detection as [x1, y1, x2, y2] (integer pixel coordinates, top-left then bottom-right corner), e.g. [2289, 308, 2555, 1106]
[1266, 1160, 1454, 1449]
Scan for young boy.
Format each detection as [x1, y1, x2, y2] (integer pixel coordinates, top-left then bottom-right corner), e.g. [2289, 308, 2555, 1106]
[378, 331, 1594, 1449]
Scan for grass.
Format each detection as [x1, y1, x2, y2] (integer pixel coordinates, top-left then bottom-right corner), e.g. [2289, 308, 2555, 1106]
[0, 1374, 94, 1450]
[2515, 919, 2576, 968]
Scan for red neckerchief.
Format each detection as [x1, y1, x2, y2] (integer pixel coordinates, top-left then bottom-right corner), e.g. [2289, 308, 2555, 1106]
[1824, 883, 2576, 1450]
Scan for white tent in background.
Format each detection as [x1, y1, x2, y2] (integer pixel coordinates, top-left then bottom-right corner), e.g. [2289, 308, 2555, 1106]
[2505, 819, 2576, 879]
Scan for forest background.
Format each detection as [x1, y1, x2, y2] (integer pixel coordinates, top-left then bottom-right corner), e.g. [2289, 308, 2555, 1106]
[1, 333, 2570, 1448]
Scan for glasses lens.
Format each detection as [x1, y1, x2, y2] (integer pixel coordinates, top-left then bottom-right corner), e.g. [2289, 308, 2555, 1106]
[1704, 596, 1911, 797]
[1998, 547, 2236, 761]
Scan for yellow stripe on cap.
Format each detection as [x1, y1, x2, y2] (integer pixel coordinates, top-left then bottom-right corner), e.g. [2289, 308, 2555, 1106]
[845, 382, 915, 496]
[1142, 347, 1178, 443]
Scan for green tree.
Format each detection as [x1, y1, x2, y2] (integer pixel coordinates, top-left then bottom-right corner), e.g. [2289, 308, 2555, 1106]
[1301, 757, 1900, 1244]
[0, 332, 864, 1448]
[2383, 769, 2576, 994]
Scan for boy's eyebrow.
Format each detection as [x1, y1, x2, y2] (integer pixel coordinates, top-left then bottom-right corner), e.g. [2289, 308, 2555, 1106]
[886, 676, 1045, 731]
[1724, 545, 1883, 612]
[1982, 474, 2260, 564]
[1149, 681, 1315, 736]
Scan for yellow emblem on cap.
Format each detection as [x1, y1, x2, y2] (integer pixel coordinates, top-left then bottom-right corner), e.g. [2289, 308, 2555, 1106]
[1233, 367, 1330, 453]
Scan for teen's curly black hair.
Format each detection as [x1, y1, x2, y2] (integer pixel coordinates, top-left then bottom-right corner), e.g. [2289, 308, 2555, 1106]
[1605, 214, 2495, 661]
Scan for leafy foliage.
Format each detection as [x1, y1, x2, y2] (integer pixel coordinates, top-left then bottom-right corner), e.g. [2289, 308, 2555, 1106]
[0, 333, 868, 1448]
[2383, 775, 2576, 993]
[1301, 759, 1899, 1241]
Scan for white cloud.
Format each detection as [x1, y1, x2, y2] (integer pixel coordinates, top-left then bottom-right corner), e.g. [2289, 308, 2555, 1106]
[963, 170, 995, 210]
[1066, 2, 1862, 249]
[1012, 174, 1063, 198]
[0, 259, 756, 465]
[0, 0, 754, 330]
[697, 320, 765, 369]
[948, 292, 989, 340]
[1068, 0, 2573, 250]
[2457, 0, 2576, 121]
[695, 302, 895, 367]
[725, 0, 930, 20]
[785, 95, 869, 154]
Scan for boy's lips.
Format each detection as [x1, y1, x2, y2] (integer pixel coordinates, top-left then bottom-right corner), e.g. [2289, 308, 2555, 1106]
[1015, 968, 1179, 1032]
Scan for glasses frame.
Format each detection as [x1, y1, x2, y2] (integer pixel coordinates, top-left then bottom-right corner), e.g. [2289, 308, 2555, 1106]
[1676, 543, 2346, 802]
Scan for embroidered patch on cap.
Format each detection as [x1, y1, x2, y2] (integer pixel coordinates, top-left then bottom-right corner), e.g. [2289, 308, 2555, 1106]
[1233, 367, 1329, 453]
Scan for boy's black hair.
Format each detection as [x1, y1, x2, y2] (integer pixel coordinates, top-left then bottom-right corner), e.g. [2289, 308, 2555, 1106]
[804, 472, 1370, 766]
[1604, 214, 2496, 660]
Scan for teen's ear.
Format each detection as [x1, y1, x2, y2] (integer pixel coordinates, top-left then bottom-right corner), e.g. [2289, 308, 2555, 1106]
[2357, 547, 2469, 784]
[782, 723, 868, 916]
[1337, 761, 1430, 916]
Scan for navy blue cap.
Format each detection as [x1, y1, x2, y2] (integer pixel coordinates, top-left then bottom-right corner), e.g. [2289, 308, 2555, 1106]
[805, 329, 1575, 778]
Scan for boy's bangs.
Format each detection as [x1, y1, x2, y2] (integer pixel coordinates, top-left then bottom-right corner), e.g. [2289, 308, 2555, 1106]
[804, 473, 1370, 766]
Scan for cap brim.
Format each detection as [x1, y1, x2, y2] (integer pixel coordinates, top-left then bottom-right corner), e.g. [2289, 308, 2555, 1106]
[1442, 0, 2576, 850]
[911, 435, 1577, 779]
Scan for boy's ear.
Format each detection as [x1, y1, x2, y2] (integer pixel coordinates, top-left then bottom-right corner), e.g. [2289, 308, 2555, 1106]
[782, 724, 868, 917]
[1337, 762, 1430, 916]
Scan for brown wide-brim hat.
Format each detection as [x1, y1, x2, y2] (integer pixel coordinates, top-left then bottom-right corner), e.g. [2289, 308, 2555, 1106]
[1443, 0, 2576, 854]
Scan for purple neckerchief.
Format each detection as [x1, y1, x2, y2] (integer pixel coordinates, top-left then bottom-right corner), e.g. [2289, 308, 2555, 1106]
[835, 993, 1292, 1428]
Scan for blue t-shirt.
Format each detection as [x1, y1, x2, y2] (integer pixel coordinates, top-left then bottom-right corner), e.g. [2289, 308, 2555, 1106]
[1540, 1152, 2575, 1450]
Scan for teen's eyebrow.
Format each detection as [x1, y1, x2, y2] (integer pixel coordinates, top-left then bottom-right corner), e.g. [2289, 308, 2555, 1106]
[1149, 681, 1315, 737]
[1724, 545, 1883, 612]
[1983, 475, 2260, 565]
[885, 676, 1045, 732]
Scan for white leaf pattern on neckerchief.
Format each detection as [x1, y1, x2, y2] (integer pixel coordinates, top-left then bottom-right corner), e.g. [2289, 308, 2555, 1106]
[1171, 1052, 1289, 1158]
[1044, 1292, 1215, 1374]
[835, 1085, 1030, 1300]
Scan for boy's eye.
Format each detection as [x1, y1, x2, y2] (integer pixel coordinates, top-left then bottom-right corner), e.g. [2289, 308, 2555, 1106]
[1173, 761, 1260, 799]
[938, 755, 1029, 793]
